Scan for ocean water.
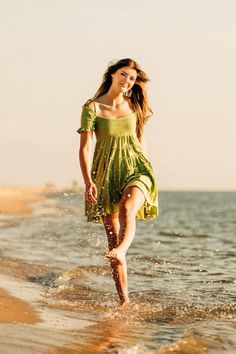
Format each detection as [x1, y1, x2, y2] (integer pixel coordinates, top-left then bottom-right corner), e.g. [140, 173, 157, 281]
[0, 191, 236, 353]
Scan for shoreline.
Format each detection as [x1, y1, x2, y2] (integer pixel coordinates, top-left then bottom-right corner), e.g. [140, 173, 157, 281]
[0, 287, 40, 324]
[0, 186, 97, 353]
[0, 258, 130, 354]
[0, 264, 96, 354]
[0, 185, 81, 216]
[0, 272, 93, 330]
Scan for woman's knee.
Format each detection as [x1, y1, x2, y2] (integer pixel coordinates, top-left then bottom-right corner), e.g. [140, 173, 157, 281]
[119, 188, 141, 215]
[119, 199, 136, 217]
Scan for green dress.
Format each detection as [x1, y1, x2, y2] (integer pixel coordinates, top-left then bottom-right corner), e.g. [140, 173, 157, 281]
[77, 98, 158, 223]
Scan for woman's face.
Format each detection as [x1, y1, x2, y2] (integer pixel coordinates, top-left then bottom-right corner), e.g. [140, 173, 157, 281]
[111, 66, 137, 93]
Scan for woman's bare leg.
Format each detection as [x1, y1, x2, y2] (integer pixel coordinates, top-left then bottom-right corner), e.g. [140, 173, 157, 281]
[102, 213, 129, 304]
[104, 187, 145, 301]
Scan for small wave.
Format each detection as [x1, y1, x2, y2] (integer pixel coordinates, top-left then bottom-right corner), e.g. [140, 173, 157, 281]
[102, 301, 236, 324]
[42, 267, 236, 325]
[192, 268, 208, 273]
[190, 233, 212, 239]
[156, 333, 214, 354]
[159, 231, 185, 238]
[130, 255, 172, 266]
[54, 265, 111, 285]
[205, 278, 235, 284]
[41, 279, 236, 324]
[27, 272, 60, 287]
[159, 231, 213, 240]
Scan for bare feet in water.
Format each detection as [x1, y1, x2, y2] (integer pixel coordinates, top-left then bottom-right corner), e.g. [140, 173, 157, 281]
[121, 299, 131, 306]
[118, 300, 134, 310]
[104, 248, 126, 264]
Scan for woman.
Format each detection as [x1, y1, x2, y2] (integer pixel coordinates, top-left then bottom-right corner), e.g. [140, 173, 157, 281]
[77, 58, 158, 306]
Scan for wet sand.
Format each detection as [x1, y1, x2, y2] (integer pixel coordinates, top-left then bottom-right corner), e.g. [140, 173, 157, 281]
[0, 186, 44, 325]
[0, 287, 40, 324]
[0, 187, 95, 353]
[0, 266, 145, 354]
[0, 267, 96, 354]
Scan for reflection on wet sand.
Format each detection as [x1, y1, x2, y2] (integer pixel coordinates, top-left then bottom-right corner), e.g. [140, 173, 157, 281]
[47, 318, 156, 354]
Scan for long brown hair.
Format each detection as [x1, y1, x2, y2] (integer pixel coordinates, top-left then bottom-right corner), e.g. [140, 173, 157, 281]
[92, 58, 153, 140]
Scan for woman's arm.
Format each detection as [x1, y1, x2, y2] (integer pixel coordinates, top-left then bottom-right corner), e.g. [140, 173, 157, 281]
[79, 131, 97, 204]
[79, 131, 93, 185]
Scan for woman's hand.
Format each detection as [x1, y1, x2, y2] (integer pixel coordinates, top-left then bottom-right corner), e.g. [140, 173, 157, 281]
[85, 181, 97, 204]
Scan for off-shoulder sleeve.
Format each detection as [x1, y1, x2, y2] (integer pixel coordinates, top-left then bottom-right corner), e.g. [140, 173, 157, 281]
[76, 101, 96, 134]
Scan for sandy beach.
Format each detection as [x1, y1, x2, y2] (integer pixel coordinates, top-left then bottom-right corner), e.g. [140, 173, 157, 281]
[0, 185, 79, 216]
[0, 287, 40, 324]
[0, 255, 97, 354]
[0, 187, 94, 353]
[0, 186, 44, 215]
[0, 187, 43, 326]
[2, 276, 100, 351]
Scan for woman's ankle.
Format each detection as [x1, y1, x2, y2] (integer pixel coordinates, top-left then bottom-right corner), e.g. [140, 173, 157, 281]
[120, 297, 130, 306]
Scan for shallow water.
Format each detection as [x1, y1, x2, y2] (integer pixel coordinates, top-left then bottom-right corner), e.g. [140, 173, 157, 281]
[0, 191, 236, 353]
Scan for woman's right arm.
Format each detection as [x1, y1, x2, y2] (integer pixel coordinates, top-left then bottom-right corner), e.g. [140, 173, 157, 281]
[79, 131, 97, 204]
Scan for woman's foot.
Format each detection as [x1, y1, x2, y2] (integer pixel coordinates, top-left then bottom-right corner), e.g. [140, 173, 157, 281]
[104, 247, 126, 264]
[121, 298, 130, 305]
[118, 299, 132, 310]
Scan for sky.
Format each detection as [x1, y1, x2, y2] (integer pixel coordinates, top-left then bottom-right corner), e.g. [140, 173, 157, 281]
[0, 0, 236, 190]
